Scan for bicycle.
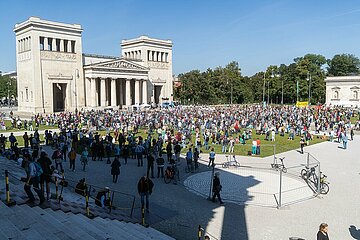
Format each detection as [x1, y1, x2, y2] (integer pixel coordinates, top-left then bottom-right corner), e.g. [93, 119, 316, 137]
[271, 157, 287, 173]
[318, 172, 329, 194]
[301, 165, 318, 181]
[164, 165, 179, 184]
[222, 155, 240, 168]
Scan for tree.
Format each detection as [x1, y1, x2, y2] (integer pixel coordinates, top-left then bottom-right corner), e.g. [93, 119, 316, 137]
[327, 54, 360, 76]
[0, 75, 17, 99]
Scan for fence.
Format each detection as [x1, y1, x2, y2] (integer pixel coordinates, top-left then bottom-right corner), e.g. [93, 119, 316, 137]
[1, 166, 137, 221]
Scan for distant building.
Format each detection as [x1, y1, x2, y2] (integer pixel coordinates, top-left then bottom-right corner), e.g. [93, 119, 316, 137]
[14, 17, 173, 113]
[325, 76, 360, 107]
[1, 71, 17, 80]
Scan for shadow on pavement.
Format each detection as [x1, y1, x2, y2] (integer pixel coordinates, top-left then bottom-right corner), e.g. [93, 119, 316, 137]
[349, 225, 360, 240]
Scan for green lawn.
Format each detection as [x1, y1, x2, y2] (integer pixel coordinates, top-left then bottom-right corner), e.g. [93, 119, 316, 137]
[350, 116, 359, 124]
[5, 127, 326, 158]
[1, 120, 58, 132]
[133, 129, 326, 158]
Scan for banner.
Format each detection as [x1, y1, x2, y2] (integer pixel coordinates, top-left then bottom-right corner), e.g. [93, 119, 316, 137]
[296, 101, 308, 108]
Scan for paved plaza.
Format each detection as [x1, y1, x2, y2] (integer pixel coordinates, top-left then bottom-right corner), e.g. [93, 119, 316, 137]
[1, 132, 360, 239]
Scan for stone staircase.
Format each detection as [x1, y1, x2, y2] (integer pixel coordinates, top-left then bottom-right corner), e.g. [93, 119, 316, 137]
[0, 200, 174, 240]
[0, 157, 175, 240]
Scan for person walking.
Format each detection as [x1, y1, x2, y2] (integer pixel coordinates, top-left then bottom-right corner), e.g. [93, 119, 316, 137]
[23, 132, 29, 149]
[343, 133, 348, 149]
[135, 143, 145, 167]
[194, 148, 199, 170]
[186, 148, 193, 172]
[23, 154, 45, 205]
[208, 148, 215, 168]
[317, 223, 329, 240]
[137, 175, 154, 213]
[68, 147, 77, 172]
[156, 153, 165, 178]
[212, 172, 224, 204]
[111, 156, 121, 183]
[37, 151, 52, 201]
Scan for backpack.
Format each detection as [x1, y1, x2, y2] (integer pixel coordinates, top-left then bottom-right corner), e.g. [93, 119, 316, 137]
[33, 162, 43, 177]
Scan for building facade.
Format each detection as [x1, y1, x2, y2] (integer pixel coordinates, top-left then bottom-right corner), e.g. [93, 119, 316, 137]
[325, 76, 360, 107]
[14, 17, 173, 113]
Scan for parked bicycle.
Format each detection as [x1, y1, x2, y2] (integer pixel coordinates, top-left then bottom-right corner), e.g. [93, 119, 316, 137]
[301, 165, 329, 194]
[271, 156, 287, 173]
[222, 155, 240, 168]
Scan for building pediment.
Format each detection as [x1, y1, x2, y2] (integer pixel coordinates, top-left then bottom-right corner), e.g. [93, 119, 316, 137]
[350, 86, 360, 90]
[84, 58, 149, 72]
[331, 86, 340, 90]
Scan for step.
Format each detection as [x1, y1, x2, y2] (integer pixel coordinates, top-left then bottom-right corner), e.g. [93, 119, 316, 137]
[66, 213, 109, 239]
[93, 217, 137, 240]
[0, 202, 26, 240]
[129, 222, 174, 240]
[104, 218, 149, 240]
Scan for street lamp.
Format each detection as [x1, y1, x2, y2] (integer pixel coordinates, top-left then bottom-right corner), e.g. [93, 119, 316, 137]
[307, 71, 312, 104]
[227, 79, 233, 105]
[262, 72, 266, 105]
[8, 78, 11, 108]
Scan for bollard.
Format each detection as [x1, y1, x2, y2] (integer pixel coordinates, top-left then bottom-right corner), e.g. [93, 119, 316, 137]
[142, 207, 145, 225]
[55, 177, 59, 200]
[198, 225, 202, 240]
[108, 190, 113, 213]
[4, 170, 16, 206]
[85, 191, 90, 217]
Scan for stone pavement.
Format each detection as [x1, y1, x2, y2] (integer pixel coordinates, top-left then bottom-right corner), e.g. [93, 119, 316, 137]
[1, 136, 360, 239]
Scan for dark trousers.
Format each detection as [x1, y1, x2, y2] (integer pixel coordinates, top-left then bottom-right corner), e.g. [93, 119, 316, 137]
[212, 191, 223, 203]
[147, 163, 154, 178]
[24, 177, 44, 202]
[69, 159, 75, 170]
[208, 158, 214, 167]
[55, 161, 63, 172]
[140, 192, 149, 209]
[157, 166, 164, 178]
[137, 154, 143, 166]
[112, 174, 119, 183]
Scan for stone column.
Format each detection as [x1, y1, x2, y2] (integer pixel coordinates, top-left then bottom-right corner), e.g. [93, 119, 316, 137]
[134, 80, 140, 105]
[90, 78, 97, 107]
[100, 78, 106, 106]
[142, 80, 148, 104]
[60, 39, 64, 52]
[119, 80, 124, 105]
[67, 40, 71, 53]
[44, 38, 48, 51]
[111, 79, 116, 106]
[125, 79, 131, 106]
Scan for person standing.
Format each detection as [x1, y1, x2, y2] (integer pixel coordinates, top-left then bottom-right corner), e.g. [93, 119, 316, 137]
[68, 147, 77, 172]
[166, 141, 172, 163]
[147, 153, 155, 178]
[111, 156, 121, 183]
[350, 128, 354, 141]
[23, 132, 29, 149]
[343, 133, 348, 150]
[193, 148, 199, 170]
[208, 148, 215, 167]
[212, 172, 224, 204]
[80, 147, 89, 172]
[174, 142, 181, 163]
[52, 147, 63, 172]
[137, 175, 154, 213]
[156, 153, 165, 178]
[300, 137, 305, 154]
[317, 223, 329, 240]
[256, 138, 261, 155]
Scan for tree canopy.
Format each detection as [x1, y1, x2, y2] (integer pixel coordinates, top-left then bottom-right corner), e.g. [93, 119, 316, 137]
[0, 75, 17, 99]
[174, 53, 360, 105]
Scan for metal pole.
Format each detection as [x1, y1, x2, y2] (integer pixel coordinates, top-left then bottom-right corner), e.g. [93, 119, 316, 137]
[7, 80, 10, 108]
[231, 79, 233, 105]
[306, 152, 310, 168]
[281, 79, 284, 104]
[309, 73, 311, 104]
[207, 163, 215, 200]
[267, 80, 270, 104]
[296, 78, 299, 103]
[263, 73, 265, 104]
[5, 170, 10, 204]
[317, 163, 321, 195]
[198, 225, 202, 240]
[278, 169, 282, 208]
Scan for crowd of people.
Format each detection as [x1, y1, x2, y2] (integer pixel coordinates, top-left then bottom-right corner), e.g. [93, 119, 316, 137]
[1, 104, 358, 210]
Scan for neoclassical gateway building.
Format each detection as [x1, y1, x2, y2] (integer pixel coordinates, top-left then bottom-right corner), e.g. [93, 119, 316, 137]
[14, 17, 173, 113]
[325, 76, 360, 107]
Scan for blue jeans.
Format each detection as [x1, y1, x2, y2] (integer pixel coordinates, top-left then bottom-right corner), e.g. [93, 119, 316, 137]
[140, 192, 149, 209]
[343, 141, 347, 149]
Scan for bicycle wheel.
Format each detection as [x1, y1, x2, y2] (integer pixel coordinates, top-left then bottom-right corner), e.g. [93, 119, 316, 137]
[320, 183, 329, 194]
[222, 163, 228, 168]
[164, 172, 171, 184]
[300, 169, 307, 179]
[282, 167, 287, 173]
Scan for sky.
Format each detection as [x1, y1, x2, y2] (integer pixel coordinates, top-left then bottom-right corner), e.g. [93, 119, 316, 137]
[1, 0, 360, 76]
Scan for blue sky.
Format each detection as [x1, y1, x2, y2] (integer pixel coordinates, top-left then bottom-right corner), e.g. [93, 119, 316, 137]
[1, 0, 360, 76]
